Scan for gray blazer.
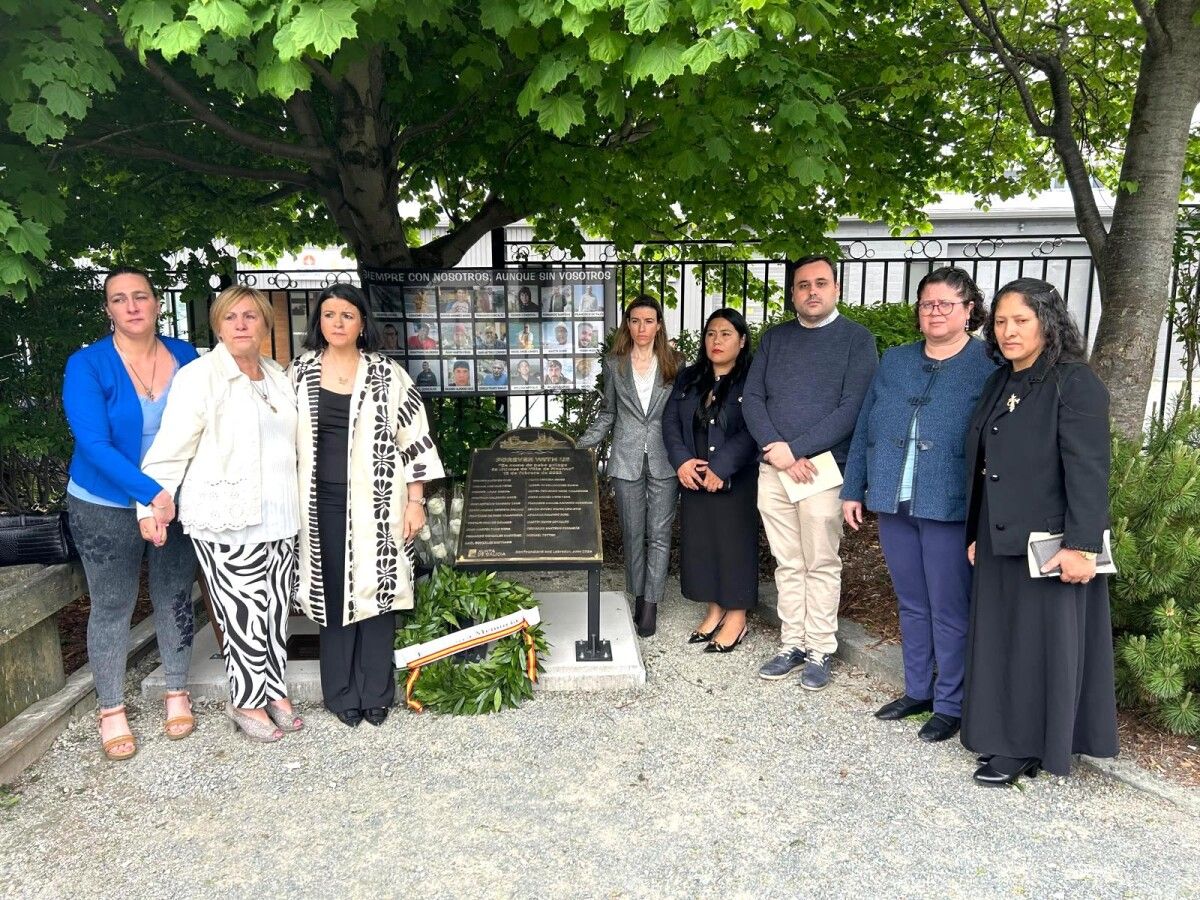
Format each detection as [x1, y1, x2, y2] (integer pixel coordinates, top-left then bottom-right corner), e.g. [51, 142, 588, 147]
[578, 354, 675, 481]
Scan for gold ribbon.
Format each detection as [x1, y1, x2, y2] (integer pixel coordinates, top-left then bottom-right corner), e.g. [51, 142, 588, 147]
[402, 622, 539, 713]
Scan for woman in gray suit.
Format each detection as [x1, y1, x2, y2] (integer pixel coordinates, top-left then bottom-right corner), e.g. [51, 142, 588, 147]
[578, 295, 681, 636]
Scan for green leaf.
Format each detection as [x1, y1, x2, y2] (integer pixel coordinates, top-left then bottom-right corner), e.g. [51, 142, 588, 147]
[713, 28, 758, 59]
[119, 0, 177, 39]
[0, 202, 18, 234]
[187, 0, 254, 38]
[7, 102, 67, 145]
[625, 0, 669, 33]
[40, 82, 88, 120]
[595, 82, 625, 123]
[153, 20, 205, 61]
[680, 38, 722, 75]
[480, 0, 520, 37]
[257, 59, 312, 99]
[535, 92, 585, 137]
[274, 0, 359, 60]
[5, 221, 50, 257]
[587, 29, 629, 64]
[628, 39, 684, 86]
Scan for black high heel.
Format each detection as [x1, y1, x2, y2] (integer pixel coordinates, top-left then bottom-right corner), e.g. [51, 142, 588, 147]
[688, 617, 725, 644]
[363, 707, 389, 727]
[973, 756, 1040, 786]
[335, 708, 363, 728]
[704, 625, 749, 653]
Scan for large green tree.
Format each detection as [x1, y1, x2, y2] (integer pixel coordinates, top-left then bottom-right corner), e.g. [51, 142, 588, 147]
[0, 0, 950, 290]
[942, 0, 1200, 435]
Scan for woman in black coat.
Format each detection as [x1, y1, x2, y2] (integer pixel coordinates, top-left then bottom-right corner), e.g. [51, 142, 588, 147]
[961, 277, 1118, 785]
[663, 308, 760, 651]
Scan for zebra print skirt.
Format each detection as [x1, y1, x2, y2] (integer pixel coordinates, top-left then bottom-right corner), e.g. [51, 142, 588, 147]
[193, 538, 295, 709]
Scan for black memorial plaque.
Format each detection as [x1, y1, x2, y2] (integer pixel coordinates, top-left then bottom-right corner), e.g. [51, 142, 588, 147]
[456, 428, 602, 566]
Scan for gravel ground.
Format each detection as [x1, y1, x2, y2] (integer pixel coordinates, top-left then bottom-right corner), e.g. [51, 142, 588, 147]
[1, 572, 1198, 900]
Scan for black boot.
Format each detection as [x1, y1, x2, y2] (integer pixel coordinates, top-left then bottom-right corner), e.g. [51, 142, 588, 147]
[633, 595, 645, 624]
[635, 600, 657, 637]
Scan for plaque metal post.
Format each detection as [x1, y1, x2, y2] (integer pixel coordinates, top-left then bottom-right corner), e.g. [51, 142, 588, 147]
[575, 565, 612, 662]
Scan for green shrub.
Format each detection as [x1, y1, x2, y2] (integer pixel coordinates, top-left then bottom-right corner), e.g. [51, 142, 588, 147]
[427, 396, 509, 479]
[0, 267, 106, 511]
[1109, 403, 1200, 734]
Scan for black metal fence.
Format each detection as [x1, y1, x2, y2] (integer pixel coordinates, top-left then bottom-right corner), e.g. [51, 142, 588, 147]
[155, 219, 1197, 428]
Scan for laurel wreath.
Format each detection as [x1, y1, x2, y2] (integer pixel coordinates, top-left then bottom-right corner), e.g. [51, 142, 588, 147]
[394, 566, 548, 715]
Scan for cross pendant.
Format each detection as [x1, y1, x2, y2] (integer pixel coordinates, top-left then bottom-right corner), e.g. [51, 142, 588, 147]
[1006, 393, 1020, 413]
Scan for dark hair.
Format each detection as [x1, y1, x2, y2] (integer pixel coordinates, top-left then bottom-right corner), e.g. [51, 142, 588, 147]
[681, 308, 753, 417]
[452, 359, 469, 371]
[915, 266, 987, 331]
[611, 294, 680, 383]
[103, 266, 156, 299]
[985, 277, 1086, 366]
[303, 283, 383, 352]
[787, 254, 839, 291]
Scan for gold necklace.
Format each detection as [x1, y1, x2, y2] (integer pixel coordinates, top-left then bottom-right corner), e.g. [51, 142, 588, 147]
[114, 336, 160, 400]
[250, 369, 277, 413]
[323, 352, 358, 386]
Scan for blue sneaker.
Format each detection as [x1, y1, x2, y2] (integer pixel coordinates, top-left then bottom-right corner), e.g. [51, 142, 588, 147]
[758, 646, 806, 680]
[799, 650, 832, 691]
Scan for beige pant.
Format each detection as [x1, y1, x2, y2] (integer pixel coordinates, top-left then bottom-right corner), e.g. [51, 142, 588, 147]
[757, 464, 844, 654]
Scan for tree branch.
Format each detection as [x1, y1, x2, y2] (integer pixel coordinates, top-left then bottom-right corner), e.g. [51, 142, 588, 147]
[417, 194, 521, 266]
[72, 140, 317, 188]
[958, 0, 1109, 256]
[957, 0, 1052, 136]
[136, 52, 333, 165]
[1131, 0, 1167, 51]
[78, 0, 332, 165]
[304, 57, 345, 99]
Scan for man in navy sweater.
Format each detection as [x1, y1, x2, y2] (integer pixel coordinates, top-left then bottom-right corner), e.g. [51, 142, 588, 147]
[743, 255, 878, 689]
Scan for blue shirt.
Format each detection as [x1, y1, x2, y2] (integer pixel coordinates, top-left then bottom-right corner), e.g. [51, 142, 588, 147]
[63, 335, 199, 506]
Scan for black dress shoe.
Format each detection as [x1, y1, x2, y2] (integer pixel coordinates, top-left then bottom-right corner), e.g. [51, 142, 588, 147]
[688, 619, 724, 644]
[704, 625, 748, 653]
[335, 708, 363, 728]
[917, 713, 961, 743]
[635, 600, 657, 637]
[363, 707, 389, 727]
[874, 694, 933, 721]
[973, 755, 1040, 786]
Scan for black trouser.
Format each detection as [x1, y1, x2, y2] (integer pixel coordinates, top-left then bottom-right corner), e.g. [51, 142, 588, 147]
[317, 481, 396, 713]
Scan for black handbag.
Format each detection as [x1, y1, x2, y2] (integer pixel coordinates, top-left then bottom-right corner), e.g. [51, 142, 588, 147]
[0, 512, 78, 567]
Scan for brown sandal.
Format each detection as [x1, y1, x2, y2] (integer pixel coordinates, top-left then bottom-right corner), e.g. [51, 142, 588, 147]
[164, 690, 195, 740]
[99, 706, 136, 761]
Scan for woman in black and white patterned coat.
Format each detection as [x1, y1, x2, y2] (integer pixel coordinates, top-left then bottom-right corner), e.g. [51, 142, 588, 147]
[290, 285, 445, 728]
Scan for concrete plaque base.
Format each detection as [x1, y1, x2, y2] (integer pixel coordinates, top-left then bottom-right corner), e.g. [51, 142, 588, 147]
[142, 590, 645, 702]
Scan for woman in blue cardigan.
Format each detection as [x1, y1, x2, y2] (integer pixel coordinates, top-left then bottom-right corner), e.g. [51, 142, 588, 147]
[841, 267, 998, 743]
[63, 267, 199, 761]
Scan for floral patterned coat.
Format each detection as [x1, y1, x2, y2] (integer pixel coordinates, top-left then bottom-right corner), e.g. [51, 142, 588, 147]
[289, 350, 445, 626]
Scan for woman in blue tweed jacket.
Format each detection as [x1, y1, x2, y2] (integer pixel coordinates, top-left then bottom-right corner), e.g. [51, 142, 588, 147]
[841, 267, 998, 743]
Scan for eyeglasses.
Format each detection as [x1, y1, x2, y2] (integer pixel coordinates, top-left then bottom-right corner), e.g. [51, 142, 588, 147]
[917, 300, 963, 315]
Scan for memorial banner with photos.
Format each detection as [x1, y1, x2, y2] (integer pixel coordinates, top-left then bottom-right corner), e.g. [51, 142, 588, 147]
[362, 267, 611, 396]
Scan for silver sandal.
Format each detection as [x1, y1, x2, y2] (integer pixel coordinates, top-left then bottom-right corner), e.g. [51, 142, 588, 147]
[265, 699, 305, 732]
[224, 703, 284, 743]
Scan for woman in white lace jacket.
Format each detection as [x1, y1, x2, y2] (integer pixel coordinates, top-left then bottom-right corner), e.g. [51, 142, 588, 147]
[138, 285, 303, 744]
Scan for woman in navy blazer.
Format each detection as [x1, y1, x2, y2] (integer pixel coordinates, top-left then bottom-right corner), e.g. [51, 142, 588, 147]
[63, 267, 199, 761]
[841, 267, 997, 743]
[663, 308, 760, 651]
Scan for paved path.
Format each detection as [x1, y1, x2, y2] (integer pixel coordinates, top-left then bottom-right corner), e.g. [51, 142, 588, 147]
[1, 573, 1197, 899]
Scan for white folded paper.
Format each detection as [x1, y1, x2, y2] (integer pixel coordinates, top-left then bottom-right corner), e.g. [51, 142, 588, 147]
[777, 451, 844, 503]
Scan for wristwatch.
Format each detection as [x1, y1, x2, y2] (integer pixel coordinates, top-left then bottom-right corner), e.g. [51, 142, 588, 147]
[1076, 550, 1097, 561]
[408, 497, 427, 507]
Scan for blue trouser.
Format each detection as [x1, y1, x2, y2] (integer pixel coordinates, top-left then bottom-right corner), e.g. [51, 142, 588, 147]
[877, 510, 971, 717]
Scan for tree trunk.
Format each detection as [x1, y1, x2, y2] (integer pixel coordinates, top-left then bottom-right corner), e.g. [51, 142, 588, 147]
[1088, 2, 1200, 437]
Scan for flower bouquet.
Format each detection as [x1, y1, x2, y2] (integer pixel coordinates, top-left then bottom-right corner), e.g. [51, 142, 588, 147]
[412, 483, 464, 573]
